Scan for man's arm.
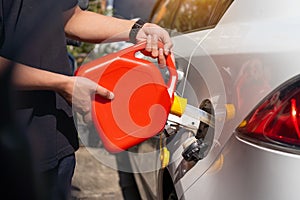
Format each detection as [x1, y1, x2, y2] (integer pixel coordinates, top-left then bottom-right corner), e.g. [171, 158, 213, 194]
[63, 6, 134, 43]
[63, 6, 173, 60]
[0, 56, 70, 91]
[0, 56, 113, 105]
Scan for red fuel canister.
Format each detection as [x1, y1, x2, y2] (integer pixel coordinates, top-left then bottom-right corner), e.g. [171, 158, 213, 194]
[75, 42, 178, 153]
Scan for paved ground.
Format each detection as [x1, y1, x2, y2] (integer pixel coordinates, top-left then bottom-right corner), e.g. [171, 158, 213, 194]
[71, 146, 124, 200]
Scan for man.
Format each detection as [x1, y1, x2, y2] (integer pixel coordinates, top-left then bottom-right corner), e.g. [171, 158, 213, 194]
[0, 0, 172, 199]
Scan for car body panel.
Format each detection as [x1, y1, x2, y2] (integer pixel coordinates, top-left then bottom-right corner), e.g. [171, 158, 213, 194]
[129, 0, 300, 199]
[182, 134, 300, 200]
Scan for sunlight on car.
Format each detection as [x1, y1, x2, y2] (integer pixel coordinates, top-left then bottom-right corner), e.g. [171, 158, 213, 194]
[151, 0, 233, 33]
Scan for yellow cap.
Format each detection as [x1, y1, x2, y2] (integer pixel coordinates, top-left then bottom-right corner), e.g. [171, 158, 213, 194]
[170, 96, 188, 117]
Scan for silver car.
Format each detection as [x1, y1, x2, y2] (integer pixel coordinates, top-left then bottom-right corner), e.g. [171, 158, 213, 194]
[126, 0, 300, 200]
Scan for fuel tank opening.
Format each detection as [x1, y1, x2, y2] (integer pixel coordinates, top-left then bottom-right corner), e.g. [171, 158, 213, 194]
[182, 99, 215, 162]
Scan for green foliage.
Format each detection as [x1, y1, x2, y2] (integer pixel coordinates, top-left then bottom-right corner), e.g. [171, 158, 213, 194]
[67, 0, 104, 66]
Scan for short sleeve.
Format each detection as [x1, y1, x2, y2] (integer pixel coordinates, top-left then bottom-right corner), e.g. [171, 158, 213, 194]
[62, 0, 78, 11]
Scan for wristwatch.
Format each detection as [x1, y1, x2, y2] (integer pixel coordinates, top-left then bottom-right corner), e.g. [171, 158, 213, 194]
[129, 19, 146, 44]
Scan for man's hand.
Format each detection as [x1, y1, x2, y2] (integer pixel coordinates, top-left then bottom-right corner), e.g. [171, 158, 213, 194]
[135, 23, 173, 66]
[60, 76, 114, 123]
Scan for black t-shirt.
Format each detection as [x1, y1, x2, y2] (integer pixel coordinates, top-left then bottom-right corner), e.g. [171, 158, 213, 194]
[0, 0, 79, 171]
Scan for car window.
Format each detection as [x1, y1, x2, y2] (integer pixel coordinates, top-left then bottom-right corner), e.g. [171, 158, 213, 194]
[150, 0, 181, 30]
[150, 0, 233, 33]
[207, 0, 234, 26]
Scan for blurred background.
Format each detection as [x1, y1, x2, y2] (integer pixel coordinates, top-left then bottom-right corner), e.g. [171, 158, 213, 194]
[68, 0, 156, 67]
[70, 1, 157, 199]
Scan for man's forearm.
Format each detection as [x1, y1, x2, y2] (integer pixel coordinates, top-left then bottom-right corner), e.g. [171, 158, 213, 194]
[0, 56, 113, 106]
[64, 6, 135, 43]
[0, 56, 71, 93]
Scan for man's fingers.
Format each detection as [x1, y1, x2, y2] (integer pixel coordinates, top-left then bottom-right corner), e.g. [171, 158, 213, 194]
[151, 34, 159, 57]
[160, 30, 173, 55]
[162, 33, 173, 56]
[145, 34, 160, 57]
[146, 35, 152, 52]
[164, 41, 173, 56]
[158, 48, 166, 66]
[95, 85, 114, 100]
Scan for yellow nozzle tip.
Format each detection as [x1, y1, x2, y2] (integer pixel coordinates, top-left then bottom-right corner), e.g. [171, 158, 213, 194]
[170, 96, 187, 117]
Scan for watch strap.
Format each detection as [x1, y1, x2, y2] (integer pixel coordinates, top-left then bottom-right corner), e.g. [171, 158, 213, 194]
[129, 19, 146, 44]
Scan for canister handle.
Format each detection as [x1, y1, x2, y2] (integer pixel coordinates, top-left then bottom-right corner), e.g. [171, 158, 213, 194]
[119, 41, 178, 100]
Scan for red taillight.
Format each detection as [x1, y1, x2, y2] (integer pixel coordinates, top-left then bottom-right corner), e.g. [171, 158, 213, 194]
[237, 77, 300, 150]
